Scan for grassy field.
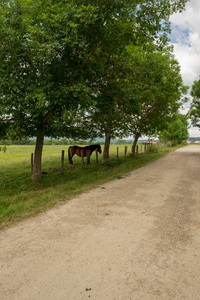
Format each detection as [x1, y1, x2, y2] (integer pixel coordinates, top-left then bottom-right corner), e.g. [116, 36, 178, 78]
[0, 143, 180, 229]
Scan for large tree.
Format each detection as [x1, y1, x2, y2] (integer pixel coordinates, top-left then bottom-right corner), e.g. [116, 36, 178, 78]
[122, 45, 188, 155]
[0, 0, 189, 180]
[86, 94, 130, 165]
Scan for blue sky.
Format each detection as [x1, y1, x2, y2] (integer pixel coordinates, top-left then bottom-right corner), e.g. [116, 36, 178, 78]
[169, 0, 200, 137]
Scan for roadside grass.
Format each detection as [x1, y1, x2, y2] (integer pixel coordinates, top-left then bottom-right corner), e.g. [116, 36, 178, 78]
[0, 144, 183, 229]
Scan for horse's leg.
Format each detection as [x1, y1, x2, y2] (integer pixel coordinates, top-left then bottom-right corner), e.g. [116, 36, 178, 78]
[68, 148, 73, 164]
[86, 150, 92, 165]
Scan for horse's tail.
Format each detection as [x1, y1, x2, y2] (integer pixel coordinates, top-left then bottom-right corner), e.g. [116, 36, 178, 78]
[68, 147, 73, 164]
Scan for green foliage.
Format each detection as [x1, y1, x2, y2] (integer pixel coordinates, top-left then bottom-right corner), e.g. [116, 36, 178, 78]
[159, 113, 189, 144]
[124, 46, 188, 138]
[0, 0, 189, 139]
[0, 0, 99, 139]
[189, 78, 200, 129]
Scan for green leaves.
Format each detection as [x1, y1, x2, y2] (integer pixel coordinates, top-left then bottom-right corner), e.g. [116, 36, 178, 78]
[189, 78, 200, 129]
[0, 0, 189, 140]
[121, 44, 188, 140]
[159, 113, 189, 143]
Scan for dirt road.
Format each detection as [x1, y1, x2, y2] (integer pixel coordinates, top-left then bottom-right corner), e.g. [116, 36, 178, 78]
[1, 145, 200, 300]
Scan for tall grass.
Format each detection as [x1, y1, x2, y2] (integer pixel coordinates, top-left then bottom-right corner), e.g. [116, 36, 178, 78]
[0, 143, 180, 229]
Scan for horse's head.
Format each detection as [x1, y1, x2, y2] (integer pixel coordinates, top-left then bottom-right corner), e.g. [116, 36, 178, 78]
[97, 144, 102, 154]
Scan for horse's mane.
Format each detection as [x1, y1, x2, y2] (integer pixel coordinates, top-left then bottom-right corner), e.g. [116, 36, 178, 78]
[86, 144, 100, 149]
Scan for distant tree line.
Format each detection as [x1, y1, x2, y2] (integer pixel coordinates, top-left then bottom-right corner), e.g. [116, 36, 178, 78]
[0, 138, 104, 146]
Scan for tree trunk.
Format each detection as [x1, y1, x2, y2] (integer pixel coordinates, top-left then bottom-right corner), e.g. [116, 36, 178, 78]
[132, 133, 140, 157]
[32, 128, 44, 181]
[102, 130, 111, 165]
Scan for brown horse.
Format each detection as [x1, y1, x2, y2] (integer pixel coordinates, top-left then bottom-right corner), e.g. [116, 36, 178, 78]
[68, 144, 102, 165]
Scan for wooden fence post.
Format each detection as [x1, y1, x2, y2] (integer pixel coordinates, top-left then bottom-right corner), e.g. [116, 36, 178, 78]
[117, 147, 119, 158]
[31, 153, 33, 176]
[61, 150, 65, 174]
[136, 145, 138, 153]
[141, 144, 142, 153]
[124, 146, 127, 156]
[81, 149, 84, 167]
[144, 143, 146, 153]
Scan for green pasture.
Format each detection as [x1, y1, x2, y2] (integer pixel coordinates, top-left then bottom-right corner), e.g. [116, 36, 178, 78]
[0, 143, 180, 229]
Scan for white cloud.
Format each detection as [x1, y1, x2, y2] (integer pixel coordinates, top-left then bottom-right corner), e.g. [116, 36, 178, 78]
[187, 128, 200, 137]
[172, 42, 200, 85]
[170, 0, 200, 31]
[169, 0, 200, 136]
[170, 0, 200, 85]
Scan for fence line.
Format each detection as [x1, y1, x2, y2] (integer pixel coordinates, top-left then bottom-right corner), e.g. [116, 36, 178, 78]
[31, 143, 168, 175]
